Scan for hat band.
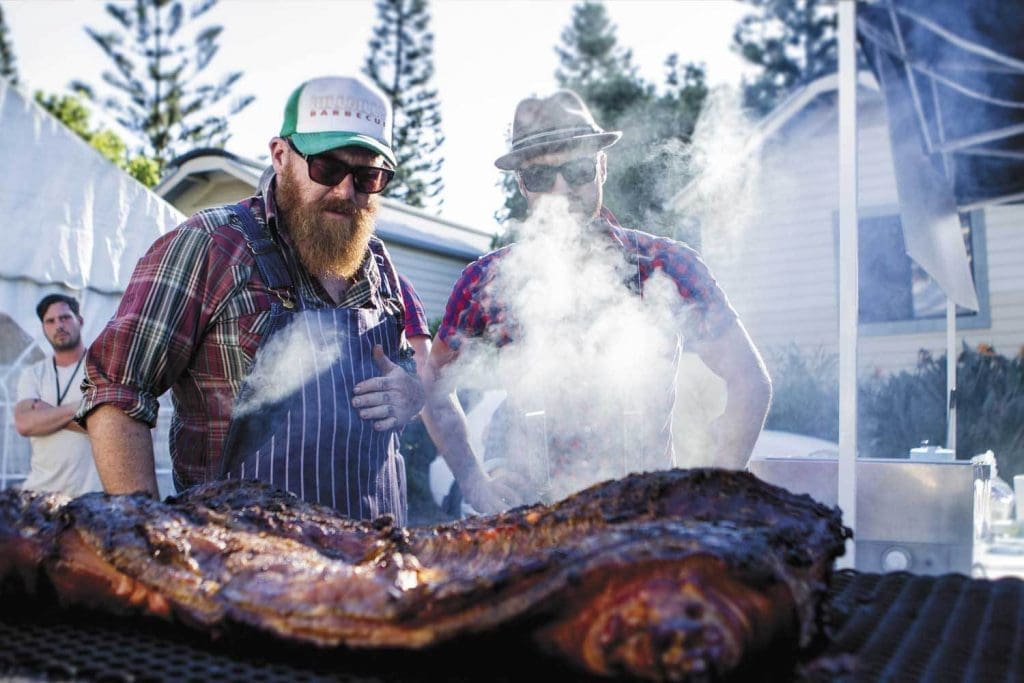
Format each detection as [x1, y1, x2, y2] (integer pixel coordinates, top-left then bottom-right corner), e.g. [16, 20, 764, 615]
[511, 126, 602, 150]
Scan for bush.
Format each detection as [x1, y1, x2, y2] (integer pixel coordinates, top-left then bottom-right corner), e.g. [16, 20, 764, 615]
[859, 343, 1024, 477]
[764, 344, 839, 442]
[763, 342, 1024, 479]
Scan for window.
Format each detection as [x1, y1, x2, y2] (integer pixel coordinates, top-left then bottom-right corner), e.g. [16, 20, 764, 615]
[856, 212, 985, 330]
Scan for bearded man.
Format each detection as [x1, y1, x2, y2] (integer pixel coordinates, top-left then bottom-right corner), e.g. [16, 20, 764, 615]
[425, 91, 772, 514]
[79, 76, 428, 523]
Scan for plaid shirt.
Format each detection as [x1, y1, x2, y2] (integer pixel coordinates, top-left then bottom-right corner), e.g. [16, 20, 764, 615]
[79, 187, 427, 488]
[438, 208, 737, 350]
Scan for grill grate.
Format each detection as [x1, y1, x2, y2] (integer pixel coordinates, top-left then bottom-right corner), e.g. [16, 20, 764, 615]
[2, 571, 1023, 682]
[800, 570, 1024, 683]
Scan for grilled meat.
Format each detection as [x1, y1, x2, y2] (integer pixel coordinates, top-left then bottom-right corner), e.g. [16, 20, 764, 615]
[0, 469, 849, 681]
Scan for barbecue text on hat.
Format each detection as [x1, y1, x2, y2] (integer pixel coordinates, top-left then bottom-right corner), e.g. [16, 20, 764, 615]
[280, 75, 396, 168]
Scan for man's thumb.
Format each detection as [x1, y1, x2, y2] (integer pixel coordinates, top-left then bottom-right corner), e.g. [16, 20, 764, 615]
[372, 344, 396, 373]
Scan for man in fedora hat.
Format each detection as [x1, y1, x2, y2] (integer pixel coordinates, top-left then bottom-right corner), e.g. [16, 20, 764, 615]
[423, 90, 772, 513]
[77, 75, 429, 524]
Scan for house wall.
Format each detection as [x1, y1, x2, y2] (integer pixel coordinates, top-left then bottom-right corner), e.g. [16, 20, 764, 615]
[700, 92, 1024, 385]
[386, 244, 468, 324]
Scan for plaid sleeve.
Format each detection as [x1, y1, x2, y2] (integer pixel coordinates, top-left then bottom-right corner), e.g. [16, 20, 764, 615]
[652, 238, 738, 342]
[436, 250, 503, 350]
[398, 274, 430, 338]
[78, 219, 249, 427]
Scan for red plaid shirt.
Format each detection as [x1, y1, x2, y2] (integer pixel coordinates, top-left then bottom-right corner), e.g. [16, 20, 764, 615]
[79, 188, 428, 488]
[438, 209, 736, 350]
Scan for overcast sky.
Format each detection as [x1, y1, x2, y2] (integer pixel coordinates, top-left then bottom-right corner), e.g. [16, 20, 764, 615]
[4, 0, 755, 233]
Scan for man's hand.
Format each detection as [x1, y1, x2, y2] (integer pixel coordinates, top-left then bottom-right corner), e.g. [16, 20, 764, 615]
[352, 345, 425, 431]
[458, 465, 530, 515]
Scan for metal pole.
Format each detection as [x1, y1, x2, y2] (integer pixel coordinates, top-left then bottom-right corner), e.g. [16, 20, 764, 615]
[837, 0, 859, 568]
[946, 299, 957, 451]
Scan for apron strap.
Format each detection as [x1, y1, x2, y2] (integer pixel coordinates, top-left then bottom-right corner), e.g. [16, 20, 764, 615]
[368, 239, 408, 339]
[230, 203, 297, 310]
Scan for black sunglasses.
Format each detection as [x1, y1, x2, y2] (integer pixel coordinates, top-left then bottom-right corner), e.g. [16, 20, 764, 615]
[518, 157, 598, 192]
[287, 138, 395, 194]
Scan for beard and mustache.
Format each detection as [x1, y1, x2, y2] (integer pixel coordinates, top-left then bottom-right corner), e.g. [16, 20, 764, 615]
[275, 163, 378, 280]
[47, 330, 81, 352]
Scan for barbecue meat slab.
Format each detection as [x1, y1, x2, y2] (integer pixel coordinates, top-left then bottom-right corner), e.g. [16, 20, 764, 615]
[0, 469, 849, 681]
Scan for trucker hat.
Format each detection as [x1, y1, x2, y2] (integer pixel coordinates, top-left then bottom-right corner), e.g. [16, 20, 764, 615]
[280, 75, 397, 168]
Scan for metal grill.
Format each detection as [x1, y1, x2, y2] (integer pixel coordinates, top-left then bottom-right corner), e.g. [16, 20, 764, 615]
[800, 570, 1024, 683]
[2, 571, 1023, 682]
[0, 598, 580, 683]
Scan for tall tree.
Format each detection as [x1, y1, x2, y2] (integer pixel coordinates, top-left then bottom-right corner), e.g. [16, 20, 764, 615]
[498, 1, 707, 245]
[35, 92, 161, 187]
[554, 0, 650, 126]
[71, 0, 254, 173]
[363, 0, 445, 211]
[732, 0, 837, 116]
[0, 4, 18, 85]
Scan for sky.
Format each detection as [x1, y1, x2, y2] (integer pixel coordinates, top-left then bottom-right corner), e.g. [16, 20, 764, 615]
[3, 0, 754, 233]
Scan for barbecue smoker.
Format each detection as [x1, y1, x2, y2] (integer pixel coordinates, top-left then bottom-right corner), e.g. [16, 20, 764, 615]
[748, 453, 975, 575]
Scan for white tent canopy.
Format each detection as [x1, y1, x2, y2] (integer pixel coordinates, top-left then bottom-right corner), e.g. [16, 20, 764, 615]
[0, 80, 184, 341]
[0, 79, 183, 488]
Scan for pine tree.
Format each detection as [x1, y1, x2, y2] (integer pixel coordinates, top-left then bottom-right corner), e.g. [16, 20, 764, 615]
[71, 0, 254, 173]
[554, 0, 650, 126]
[0, 5, 19, 85]
[732, 0, 837, 116]
[497, 1, 706, 244]
[363, 0, 445, 211]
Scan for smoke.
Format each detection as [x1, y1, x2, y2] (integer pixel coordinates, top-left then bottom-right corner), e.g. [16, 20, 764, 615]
[682, 86, 762, 265]
[442, 196, 694, 504]
[233, 312, 347, 417]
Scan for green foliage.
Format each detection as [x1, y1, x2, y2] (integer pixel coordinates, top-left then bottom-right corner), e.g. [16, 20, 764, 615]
[72, 0, 254, 173]
[732, 0, 837, 116]
[125, 154, 162, 187]
[0, 5, 18, 85]
[498, 1, 707, 244]
[364, 0, 445, 211]
[860, 344, 1024, 477]
[34, 91, 160, 187]
[764, 344, 839, 442]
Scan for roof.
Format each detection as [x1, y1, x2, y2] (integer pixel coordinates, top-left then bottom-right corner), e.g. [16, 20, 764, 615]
[155, 148, 494, 260]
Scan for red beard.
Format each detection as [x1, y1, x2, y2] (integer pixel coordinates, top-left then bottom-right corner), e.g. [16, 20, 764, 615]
[275, 165, 377, 279]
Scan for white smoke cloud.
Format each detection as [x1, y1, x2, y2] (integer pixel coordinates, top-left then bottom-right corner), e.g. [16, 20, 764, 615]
[443, 196, 694, 503]
[684, 85, 762, 264]
[233, 312, 347, 417]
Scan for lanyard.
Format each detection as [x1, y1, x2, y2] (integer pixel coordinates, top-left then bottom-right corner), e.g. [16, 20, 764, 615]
[53, 352, 85, 407]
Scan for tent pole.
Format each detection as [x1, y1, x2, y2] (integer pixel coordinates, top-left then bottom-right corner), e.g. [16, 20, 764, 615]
[837, 0, 859, 568]
[946, 299, 957, 452]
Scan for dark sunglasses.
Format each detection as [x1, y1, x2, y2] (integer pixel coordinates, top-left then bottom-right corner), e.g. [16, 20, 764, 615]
[518, 157, 598, 192]
[287, 138, 395, 194]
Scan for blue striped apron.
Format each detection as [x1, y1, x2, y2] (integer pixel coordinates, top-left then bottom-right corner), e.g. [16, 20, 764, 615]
[220, 205, 407, 525]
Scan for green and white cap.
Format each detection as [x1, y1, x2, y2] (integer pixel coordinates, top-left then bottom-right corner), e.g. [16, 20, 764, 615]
[280, 75, 396, 168]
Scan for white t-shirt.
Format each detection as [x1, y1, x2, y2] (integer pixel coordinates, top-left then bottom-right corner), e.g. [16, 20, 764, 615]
[15, 356, 102, 496]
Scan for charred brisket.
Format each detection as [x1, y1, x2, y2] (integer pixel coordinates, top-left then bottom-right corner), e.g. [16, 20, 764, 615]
[0, 469, 849, 681]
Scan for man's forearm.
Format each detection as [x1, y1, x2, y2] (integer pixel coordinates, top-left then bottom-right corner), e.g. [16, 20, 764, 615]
[693, 320, 773, 470]
[84, 404, 159, 496]
[14, 401, 79, 437]
[424, 386, 487, 485]
[710, 376, 772, 470]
